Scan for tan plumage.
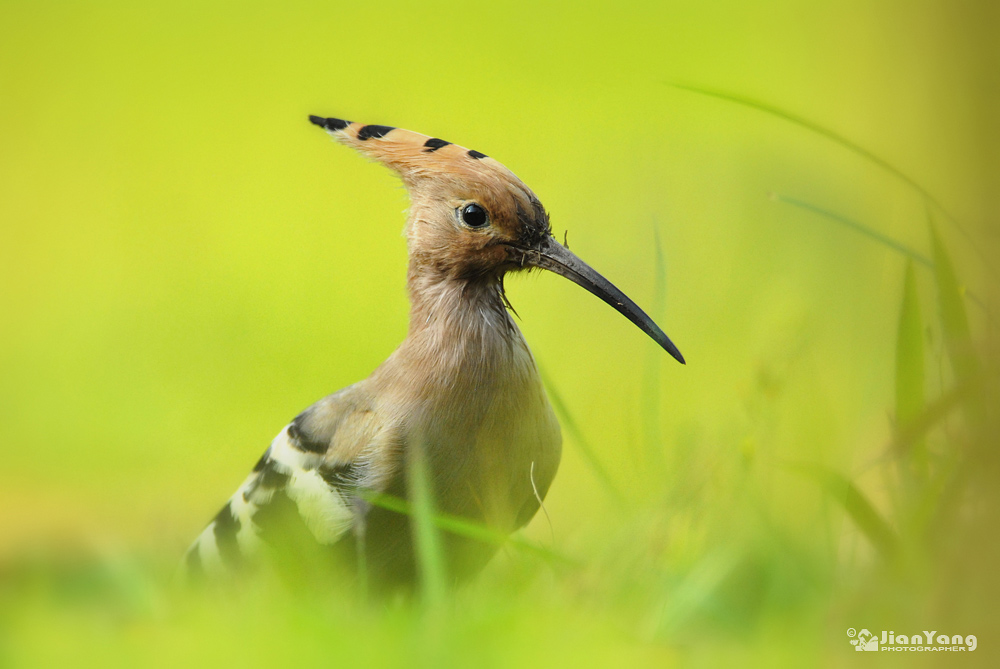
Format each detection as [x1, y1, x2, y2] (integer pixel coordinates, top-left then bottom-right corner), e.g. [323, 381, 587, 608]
[181, 116, 683, 592]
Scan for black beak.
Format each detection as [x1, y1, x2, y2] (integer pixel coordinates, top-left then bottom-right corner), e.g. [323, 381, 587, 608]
[518, 236, 685, 364]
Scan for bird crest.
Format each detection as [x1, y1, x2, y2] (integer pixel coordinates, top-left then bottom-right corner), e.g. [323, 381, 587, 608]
[309, 115, 552, 280]
[309, 115, 500, 184]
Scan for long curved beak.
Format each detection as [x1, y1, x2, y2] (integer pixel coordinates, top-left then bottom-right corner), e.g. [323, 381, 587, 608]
[518, 236, 685, 364]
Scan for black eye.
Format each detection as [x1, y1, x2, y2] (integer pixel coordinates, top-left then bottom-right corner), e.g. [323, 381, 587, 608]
[460, 203, 489, 228]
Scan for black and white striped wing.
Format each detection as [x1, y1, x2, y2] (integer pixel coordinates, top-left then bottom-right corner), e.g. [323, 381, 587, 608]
[181, 386, 387, 579]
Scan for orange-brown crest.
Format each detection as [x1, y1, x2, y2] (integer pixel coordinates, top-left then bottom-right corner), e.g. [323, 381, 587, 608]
[310, 116, 550, 281]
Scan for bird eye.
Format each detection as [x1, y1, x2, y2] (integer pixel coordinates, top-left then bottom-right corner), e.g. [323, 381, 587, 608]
[459, 203, 489, 228]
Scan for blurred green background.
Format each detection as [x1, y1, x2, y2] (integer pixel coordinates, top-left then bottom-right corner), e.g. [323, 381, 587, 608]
[1, 0, 997, 666]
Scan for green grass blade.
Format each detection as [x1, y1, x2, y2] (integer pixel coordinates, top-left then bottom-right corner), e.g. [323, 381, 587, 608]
[775, 195, 990, 317]
[889, 375, 984, 456]
[361, 491, 577, 566]
[773, 193, 933, 267]
[407, 433, 447, 608]
[785, 462, 898, 560]
[895, 261, 925, 467]
[672, 84, 913, 183]
[649, 550, 739, 639]
[538, 364, 626, 503]
[673, 83, 996, 282]
[929, 221, 978, 383]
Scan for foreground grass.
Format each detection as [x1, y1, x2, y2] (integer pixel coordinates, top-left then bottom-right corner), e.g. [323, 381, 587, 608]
[3, 328, 996, 666]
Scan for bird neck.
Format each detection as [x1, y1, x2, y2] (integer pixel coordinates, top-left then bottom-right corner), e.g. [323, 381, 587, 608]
[405, 263, 517, 344]
[367, 262, 538, 422]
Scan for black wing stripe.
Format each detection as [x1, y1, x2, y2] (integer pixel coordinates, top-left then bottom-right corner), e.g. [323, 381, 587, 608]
[288, 418, 329, 454]
[213, 503, 243, 567]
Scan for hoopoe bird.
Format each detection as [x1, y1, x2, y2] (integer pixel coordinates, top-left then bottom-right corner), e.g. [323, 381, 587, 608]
[181, 116, 684, 591]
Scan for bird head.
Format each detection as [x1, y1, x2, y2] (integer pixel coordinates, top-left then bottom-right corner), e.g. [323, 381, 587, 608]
[310, 115, 684, 364]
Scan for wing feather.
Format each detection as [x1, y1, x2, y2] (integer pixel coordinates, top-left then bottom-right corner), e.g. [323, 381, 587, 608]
[180, 384, 392, 580]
